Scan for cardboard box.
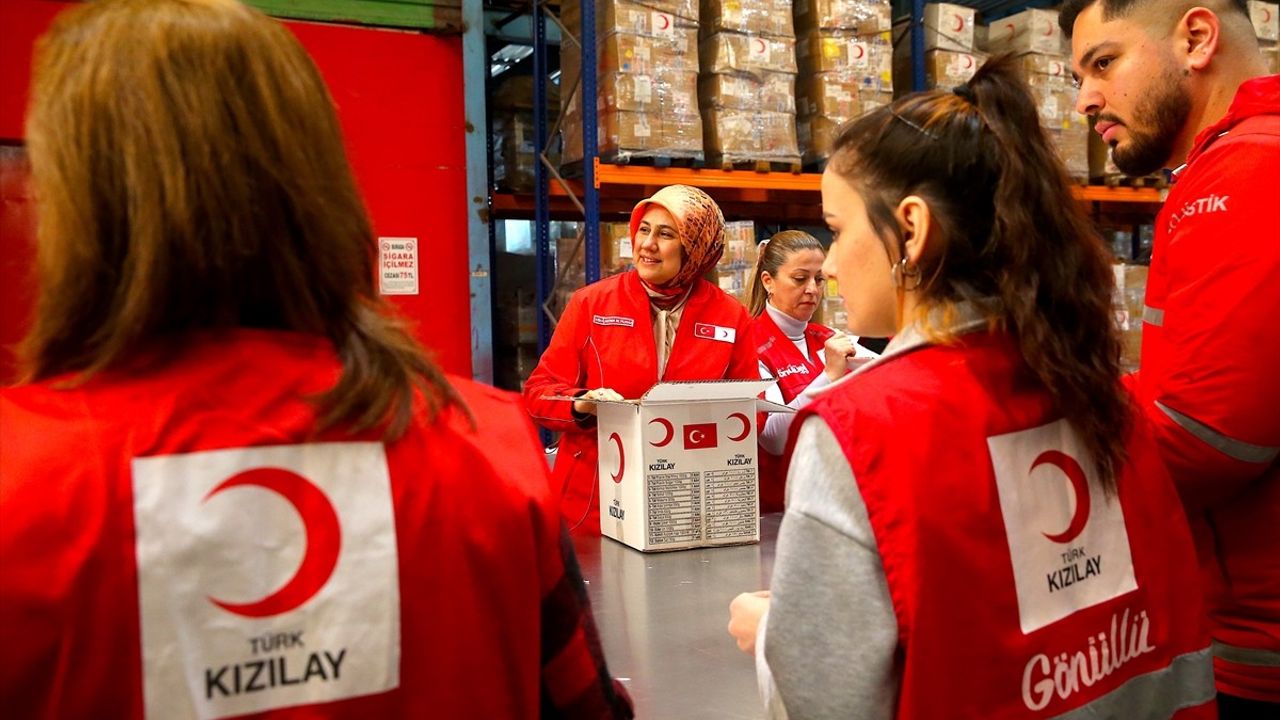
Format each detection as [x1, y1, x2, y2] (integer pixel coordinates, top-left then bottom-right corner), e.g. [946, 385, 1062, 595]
[1112, 264, 1149, 372]
[985, 9, 1063, 56]
[594, 379, 792, 550]
[797, 29, 893, 81]
[600, 71, 699, 114]
[601, 30, 701, 75]
[704, 108, 800, 161]
[701, 32, 799, 75]
[1250, 1, 1279, 41]
[721, 220, 759, 266]
[702, 0, 796, 38]
[700, 72, 796, 113]
[1263, 40, 1280, 73]
[798, 80, 894, 121]
[662, 113, 706, 153]
[794, 0, 892, 34]
[601, 222, 635, 275]
[922, 3, 976, 51]
[562, 0, 700, 36]
[894, 48, 986, 91]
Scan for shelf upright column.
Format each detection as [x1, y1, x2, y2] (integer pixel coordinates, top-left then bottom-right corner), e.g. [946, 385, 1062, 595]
[582, 0, 601, 285]
[533, 3, 553, 351]
[463, 0, 493, 383]
[912, 0, 926, 92]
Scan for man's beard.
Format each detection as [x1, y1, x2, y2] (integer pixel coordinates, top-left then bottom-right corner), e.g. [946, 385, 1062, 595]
[1109, 67, 1191, 176]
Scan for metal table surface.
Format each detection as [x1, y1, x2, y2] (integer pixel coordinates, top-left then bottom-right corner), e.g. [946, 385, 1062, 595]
[572, 514, 781, 720]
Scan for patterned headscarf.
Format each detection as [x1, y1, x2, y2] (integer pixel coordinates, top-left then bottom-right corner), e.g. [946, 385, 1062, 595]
[628, 185, 726, 299]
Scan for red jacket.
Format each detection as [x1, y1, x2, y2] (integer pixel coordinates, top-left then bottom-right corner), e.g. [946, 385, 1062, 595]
[523, 271, 758, 534]
[803, 331, 1214, 718]
[751, 311, 833, 513]
[1137, 74, 1280, 701]
[0, 330, 630, 719]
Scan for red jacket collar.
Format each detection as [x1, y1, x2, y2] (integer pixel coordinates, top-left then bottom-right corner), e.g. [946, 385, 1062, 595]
[1183, 74, 1280, 170]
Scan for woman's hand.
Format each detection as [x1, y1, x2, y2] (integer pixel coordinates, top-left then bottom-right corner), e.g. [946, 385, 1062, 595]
[823, 331, 859, 381]
[572, 387, 624, 416]
[727, 590, 771, 654]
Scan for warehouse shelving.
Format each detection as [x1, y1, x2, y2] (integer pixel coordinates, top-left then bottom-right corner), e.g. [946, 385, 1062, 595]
[506, 0, 1162, 358]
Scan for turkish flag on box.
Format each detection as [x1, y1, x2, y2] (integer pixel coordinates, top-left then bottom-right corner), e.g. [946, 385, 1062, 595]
[683, 422, 718, 450]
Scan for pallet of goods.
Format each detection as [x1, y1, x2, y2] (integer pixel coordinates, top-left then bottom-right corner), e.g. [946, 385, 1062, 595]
[699, 0, 802, 170]
[891, 3, 986, 97]
[794, 0, 894, 168]
[560, 0, 704, 166]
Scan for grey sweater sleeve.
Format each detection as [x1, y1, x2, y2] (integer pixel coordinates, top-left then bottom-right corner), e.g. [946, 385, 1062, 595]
[758, 416, 899, 720]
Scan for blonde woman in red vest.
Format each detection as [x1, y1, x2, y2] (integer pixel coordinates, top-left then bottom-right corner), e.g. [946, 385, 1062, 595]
[747, 230, 875, 513]
[728, 56, 1214, 718]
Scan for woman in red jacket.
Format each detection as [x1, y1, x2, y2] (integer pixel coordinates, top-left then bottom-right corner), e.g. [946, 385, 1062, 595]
[746, 230, 874, 512]
[524, 185, 759, 534]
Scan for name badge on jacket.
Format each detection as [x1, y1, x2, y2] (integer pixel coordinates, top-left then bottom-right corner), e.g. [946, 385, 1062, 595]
[593, 315, 635, 328]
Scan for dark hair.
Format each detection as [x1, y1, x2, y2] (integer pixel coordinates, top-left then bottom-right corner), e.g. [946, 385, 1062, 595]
[1060, 0, 1250, 37]
[22, 0, 462, 437]
[827, 54, 1130, 493]
[747, 230, 826, 320]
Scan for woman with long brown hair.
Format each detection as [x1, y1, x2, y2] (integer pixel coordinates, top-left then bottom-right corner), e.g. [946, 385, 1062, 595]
[745, 230, 874, 512]
[0, 1, 630, 718]
[728, 56, 1213, 718]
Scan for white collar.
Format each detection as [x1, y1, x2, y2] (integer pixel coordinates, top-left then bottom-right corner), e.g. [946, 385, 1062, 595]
[765, 301, 808, 341]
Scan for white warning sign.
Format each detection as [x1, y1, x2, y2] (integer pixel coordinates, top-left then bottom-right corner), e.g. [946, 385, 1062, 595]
[378, 237, 419, 295]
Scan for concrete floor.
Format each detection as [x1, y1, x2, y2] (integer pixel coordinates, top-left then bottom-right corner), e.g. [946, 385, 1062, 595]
[573, 514, 781, 719]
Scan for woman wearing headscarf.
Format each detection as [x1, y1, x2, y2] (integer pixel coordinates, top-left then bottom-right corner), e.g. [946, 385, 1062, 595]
[524, 185, 759, 534]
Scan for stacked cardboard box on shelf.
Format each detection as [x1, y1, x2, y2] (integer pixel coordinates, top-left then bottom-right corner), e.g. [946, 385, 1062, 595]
[1113, 264, 1148, 373]
[561, 0, 703, 165]
[492, 77, 559, 191]
[892, 3, 985, 93]
[699, 0, 801, 166]
[983, 9, 1090, 180]
[714, 221, 759, 306]
[1249, 2, 1280, 73]
[793, 0, 893, 166]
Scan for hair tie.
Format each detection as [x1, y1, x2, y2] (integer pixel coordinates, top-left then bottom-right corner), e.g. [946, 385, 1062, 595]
[952, 84, 976, 104]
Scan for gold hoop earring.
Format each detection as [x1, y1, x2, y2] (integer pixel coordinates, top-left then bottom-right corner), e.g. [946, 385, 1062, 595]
[891, 257, 922, 291]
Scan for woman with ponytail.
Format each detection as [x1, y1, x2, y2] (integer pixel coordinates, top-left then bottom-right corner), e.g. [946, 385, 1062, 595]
[747, 230, 875, 512]
[728, 56, 1213, 719]
[525, 185, 758, 535]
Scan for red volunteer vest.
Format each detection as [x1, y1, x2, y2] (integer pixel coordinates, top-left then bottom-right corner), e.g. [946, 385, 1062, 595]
[523, 271, 759, 534]
[0, 330, 573, 719]
[800, 331, 1214, 719]
[752, 311, 834, 513]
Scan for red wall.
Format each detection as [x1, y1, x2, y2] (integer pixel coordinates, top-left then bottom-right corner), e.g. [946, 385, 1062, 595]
[0, 0, 471, 381]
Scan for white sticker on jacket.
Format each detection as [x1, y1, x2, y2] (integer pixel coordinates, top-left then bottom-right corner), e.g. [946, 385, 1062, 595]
[133, 442, 400, 719]
[694, 323, 736, 343]
[593, 314, 636, 328]
[989, 420, 1137, 634]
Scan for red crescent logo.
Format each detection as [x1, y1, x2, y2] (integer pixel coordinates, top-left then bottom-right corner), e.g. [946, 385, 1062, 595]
[964, 54, 974, 69]
[1265, 8, 1272, 22]
[852, 44, 866, 60]
[728, 412, 751, 442]
[755, 38, 767, 53]
[204, 468, 341, 617]
[1044, 22, 1055, 37]
[658, 13, 671, 30]
[1005, 22, 1015, 37]
[1031, 451, 1091, 544]
[609, 432, 625, 483]
[649, 417, 675, 447]
[952, 14, 965, 32]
